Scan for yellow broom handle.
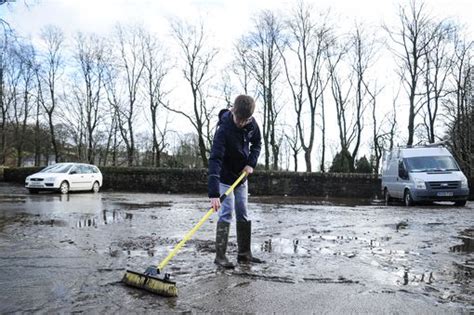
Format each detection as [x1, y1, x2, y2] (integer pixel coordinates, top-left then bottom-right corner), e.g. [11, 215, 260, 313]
[157, 171, 248, 271]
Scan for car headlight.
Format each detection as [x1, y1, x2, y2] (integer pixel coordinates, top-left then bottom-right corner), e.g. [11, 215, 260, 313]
[45, 177, 56, 182]
[25, 176, 30, 182]
[415, 179, 426, 189]
[461, 178, 469, 189]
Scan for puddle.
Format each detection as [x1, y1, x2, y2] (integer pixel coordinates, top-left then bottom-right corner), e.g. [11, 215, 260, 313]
[251, 196, 374, 207]
[450, 229, 474, 253]
[260, 238, 309, 254]
[110, 201, 172, 210]
[398, 270, 435, 285]
[76, 210, 133, 228]
[232, 271, 296, 283]
[0, 196, 26, 203]
[453, 261, 474, 277]
[0, 183, 472, 313]
[115, 235, 177, 252]
[450, 238, 474, 253]
[33, 219, 68, 227]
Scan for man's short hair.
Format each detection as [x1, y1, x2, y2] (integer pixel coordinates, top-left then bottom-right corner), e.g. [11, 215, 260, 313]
[233, 95, 255, 119]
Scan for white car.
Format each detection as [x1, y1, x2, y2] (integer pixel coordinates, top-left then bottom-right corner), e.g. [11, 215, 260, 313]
[25, 163, 103, 194]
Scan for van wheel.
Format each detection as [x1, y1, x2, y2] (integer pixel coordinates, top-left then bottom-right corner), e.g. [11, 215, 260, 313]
[384, 188, 393, 204]
[404, 190, 414, 207]
[454, 200, 467, 207]
[59, 181, 69, 194]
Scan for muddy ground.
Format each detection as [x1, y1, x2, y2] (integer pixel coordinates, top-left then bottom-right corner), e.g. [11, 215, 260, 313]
[0, 182, 472, 314]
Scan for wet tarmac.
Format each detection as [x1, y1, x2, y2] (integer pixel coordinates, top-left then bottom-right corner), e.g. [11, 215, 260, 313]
[0, 182, 472, 313]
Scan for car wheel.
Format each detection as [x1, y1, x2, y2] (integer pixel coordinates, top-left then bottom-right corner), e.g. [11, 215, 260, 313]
[404, 189, 414, 207]
[454, 200, 467, 207]
[92, 181, 100, 193]
[59, 181, 69, 194]
[28, 189, 39, 194]
[384, 188, 392, 204]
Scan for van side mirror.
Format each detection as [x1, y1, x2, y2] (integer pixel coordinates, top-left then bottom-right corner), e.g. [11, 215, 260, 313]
[70, 170, 77, 175]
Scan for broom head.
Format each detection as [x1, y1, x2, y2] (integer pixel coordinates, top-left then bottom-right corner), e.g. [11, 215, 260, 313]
[122, 269, 178, 297]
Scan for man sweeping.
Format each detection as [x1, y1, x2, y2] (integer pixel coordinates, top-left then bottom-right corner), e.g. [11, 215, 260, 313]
[208, 94, 264, 268]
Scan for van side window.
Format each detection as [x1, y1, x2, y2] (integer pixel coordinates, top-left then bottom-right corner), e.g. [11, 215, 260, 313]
[398, 160, 408, 179]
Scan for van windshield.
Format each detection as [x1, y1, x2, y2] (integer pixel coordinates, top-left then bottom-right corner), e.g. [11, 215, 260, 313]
[404, 156, 459, 172]
[41, 164, 73, 173]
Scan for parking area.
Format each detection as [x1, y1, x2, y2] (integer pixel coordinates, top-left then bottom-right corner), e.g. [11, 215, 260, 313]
[0, 182, 472, 313]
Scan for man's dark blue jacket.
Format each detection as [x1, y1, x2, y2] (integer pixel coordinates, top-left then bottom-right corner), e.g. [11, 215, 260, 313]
[208, 109, 262, 198]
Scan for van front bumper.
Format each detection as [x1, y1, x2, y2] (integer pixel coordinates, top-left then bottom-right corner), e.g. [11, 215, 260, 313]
[412, 188, 469, 201]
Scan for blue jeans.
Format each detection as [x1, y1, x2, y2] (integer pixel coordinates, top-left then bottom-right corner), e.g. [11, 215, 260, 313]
[218, 182, 248, 224]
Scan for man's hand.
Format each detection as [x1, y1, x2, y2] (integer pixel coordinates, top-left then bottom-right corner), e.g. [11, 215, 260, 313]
[243, 165, 254, 175]
[210, 198, 221, 212]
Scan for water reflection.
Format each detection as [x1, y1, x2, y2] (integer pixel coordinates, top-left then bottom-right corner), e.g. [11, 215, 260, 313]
[400, 270, 435, 285]
[450, 236, 474, 253]
[76, 209, 133, 228]
[260, 238, 308, 254]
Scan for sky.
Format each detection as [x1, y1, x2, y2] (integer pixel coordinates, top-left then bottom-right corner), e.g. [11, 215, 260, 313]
[1, 0, 473, 169]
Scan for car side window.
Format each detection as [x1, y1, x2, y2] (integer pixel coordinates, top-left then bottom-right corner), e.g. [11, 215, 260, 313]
[69, 166, 79, 174]
[81, 165, 92, 174]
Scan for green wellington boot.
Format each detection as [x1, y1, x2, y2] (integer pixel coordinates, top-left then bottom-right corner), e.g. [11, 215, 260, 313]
[214, 221, 235, 269]
[237, 220, 265, 264]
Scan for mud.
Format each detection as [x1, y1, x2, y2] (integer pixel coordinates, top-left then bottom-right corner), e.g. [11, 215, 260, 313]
[0, 182, 472, 313]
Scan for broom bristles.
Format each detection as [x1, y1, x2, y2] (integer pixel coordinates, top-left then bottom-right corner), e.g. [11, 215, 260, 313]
[122, 270, 178, 297]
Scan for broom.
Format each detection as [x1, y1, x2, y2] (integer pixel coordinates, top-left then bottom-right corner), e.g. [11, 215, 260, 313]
[122, 171, 248, 297]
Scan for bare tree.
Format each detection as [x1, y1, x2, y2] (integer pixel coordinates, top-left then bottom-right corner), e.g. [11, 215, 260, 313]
[169, 19, 218, 168]
[280, 3, 331, 172]
[65, 84, 86, 160]
[318, 77, 326, 172]
[0, 28, 16, 164]
[327, 24, 377, 172]
[240, 10, 284, 170]
[232, 41, 252, 95]
[366, 81, 385, 174]
[13, 41, 36, 166]
[103, 51, 126, 166]
[421, 22, 454, 143]
[327, 38, 353, 157]
[384, 0, 443, 146]
[445, 31, 473, 177]
[284, 124, 302, 172]
[97, 102, 118, 166]
[71, 32, 108, 164]
[140, 28, 170, 167]
[111, 24, 145, 166]
[348, 24, 376, 163]
[36, 25, 65, 163]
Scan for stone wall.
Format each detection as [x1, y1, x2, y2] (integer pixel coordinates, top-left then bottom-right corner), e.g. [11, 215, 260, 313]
[3, 167, 379, 198]
[3, 166, 473, 199]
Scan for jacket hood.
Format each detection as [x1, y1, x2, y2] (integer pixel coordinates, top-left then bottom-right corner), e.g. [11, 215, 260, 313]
[218, 108, 255, 132]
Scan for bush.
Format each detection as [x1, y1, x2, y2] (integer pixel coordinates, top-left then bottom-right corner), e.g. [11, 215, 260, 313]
[355, 156, 372, 173]
[329, 149, 354, 173]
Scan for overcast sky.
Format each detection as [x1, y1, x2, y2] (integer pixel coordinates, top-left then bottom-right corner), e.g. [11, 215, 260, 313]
[3, 0, 472, 36]
[1, 0, 473, 168]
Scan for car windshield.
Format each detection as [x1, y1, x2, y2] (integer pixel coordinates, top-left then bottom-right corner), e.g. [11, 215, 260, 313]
[41, 164, 73, 173]
[404, 156, 459, 172]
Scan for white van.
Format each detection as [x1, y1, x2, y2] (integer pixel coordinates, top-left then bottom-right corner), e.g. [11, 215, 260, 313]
[381, 145, 469, 206]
